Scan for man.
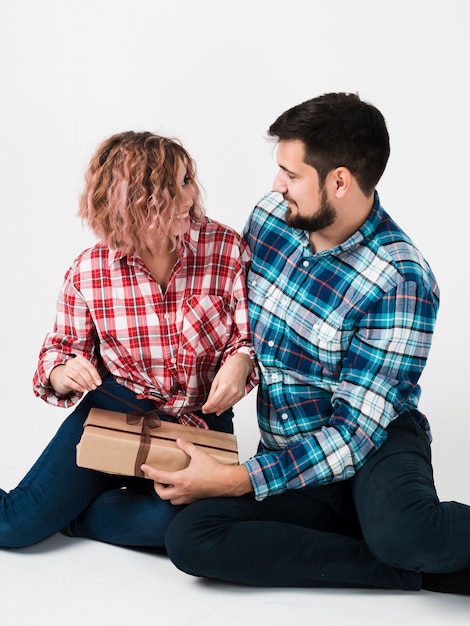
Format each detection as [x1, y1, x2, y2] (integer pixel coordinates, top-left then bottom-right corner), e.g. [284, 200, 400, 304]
[143, 92, 470, 594]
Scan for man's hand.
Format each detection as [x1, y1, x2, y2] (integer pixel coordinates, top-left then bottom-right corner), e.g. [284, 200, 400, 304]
[202, 352, 253, 415]
[49, 355, 102, 396]
[141, 438, 253, 505]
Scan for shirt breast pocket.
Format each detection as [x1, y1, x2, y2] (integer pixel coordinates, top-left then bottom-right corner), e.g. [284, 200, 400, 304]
[286, 306, 347, 353]
[179, 294, 233, 355]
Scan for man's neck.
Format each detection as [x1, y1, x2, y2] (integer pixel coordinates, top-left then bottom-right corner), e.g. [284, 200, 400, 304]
[309, 194, 375, 253]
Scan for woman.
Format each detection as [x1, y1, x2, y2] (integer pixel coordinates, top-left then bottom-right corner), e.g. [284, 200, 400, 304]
[1, 131, 258, 549]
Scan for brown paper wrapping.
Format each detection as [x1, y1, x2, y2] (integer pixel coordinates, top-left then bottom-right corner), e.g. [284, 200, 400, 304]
[76, 408, 239, 478]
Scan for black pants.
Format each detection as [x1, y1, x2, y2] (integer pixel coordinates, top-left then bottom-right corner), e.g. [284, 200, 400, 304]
[165, 413, 470, 588]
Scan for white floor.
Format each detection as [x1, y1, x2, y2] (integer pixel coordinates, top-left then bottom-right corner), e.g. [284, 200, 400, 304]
[2, 532, 470, 626]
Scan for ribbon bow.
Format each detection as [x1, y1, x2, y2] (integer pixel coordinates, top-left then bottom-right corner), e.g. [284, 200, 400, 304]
[97, 386, 162, 477]
[126, 411, 161, 477]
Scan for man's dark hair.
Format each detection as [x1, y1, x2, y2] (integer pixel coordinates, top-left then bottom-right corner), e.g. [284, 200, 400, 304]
[268, 92, 390, 196]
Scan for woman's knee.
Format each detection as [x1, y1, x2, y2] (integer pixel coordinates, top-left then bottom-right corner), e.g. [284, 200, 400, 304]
[0, 515, 46, 548]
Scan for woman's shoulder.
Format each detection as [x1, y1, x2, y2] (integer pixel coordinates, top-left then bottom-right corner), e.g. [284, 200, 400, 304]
[198, 217, 241, 242]
[66, 243, 121, 278]
[187, 217, 247, 263]
[71, 242, 113, 263]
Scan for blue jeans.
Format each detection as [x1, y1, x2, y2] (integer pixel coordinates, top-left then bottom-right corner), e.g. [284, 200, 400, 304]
[0, 376, 233, 549]
[165, 412, 470, 589]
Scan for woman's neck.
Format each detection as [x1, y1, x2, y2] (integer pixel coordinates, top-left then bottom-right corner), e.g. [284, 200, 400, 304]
[139, 246, 178, 292]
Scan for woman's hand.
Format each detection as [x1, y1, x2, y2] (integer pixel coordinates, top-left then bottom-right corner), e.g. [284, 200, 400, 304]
[49, 355, 102, 396]
[201, 352, 253, 415]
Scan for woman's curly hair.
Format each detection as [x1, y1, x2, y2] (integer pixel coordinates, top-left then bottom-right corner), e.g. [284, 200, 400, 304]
[78, 131, 205, 255]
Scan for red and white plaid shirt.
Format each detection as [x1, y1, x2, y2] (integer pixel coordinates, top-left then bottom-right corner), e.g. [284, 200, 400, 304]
[33, 217, 258, 426]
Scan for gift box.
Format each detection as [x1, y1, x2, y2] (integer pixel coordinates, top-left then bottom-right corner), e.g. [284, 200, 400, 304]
[76, 408, 239, 478]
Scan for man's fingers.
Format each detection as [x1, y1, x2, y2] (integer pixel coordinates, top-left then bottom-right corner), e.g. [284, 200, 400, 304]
[141, 464, 174, 484]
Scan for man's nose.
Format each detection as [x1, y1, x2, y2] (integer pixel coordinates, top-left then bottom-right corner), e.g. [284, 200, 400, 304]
[273, 170, 287, 193]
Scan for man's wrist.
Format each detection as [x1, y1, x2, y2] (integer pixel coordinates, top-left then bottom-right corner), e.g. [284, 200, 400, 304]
[230, 463, 254, 496]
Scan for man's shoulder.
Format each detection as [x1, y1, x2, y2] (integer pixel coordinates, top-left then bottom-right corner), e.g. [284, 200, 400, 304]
[246, 191, 287, 237]
[373, 213, 437, 288]
[254, 191, 286, 216]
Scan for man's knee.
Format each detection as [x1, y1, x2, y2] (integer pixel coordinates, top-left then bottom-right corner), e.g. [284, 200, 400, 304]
[363, 506, 439, 571]
[165, 498, 232, 576]
[164, 506, 200, 573]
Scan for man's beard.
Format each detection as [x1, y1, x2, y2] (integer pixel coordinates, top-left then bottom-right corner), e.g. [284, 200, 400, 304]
[285, 188, 336, 232]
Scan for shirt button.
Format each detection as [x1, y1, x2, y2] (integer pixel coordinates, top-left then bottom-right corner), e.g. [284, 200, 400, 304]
[302, 260, 309, 267]
[268, 340, 274, 347]
[170, 357, 177, 364]
[272, 374, 279, 381]
[164, 313, 170, 320]
[281, 413, 288, 420]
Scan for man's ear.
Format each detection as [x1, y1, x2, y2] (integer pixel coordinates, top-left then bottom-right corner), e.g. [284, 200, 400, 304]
[331, 167, 351, 198]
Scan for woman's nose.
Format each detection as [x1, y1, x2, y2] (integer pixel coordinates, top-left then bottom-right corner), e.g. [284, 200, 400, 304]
[180, 188, 193, 209]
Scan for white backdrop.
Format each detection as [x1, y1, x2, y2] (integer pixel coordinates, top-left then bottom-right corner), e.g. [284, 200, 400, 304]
[1, 0, 468, 500]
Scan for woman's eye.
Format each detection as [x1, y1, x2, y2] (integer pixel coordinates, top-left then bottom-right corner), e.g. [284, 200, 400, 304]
[183, 175, 191, 186]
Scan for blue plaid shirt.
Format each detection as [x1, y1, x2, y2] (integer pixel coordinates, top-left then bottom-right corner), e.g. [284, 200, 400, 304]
[242, 191, 439, 500]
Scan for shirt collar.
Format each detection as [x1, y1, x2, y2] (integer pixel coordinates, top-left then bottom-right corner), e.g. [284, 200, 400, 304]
[336, 191, 382, 254]
[108, 218, 204, 267]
